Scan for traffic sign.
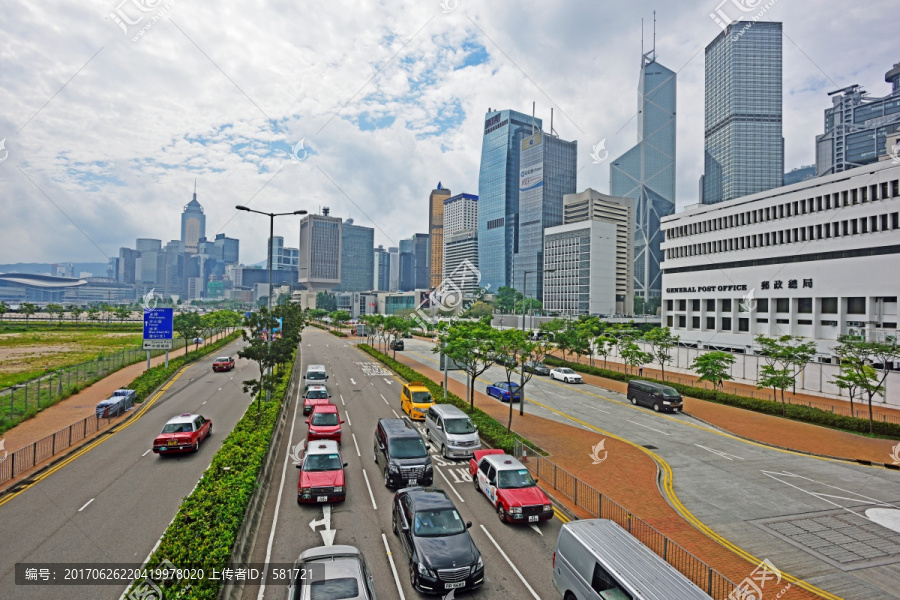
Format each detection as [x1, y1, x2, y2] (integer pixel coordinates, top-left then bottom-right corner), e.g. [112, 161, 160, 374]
[143, 308, 174, 350]
[143, 339, 174, 350]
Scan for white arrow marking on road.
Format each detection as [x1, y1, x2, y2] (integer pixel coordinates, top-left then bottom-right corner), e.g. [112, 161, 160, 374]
[349, 378, 356, 385]
[78, 498, 95, 512]
[695, 444, 743, 461]
[436, 467, 465, 503]
[383, 378, 392, 385]
[530, 524, 543, 535]
[309, 504, 336, 545]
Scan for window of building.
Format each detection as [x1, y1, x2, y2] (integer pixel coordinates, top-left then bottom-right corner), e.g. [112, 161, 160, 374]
[776, 318, 789, 324]
[882, 214, 889, 231]
[678, 315, 686, 328]
[820, 320, 838, 327]
[861, 218, 867, 234]
[757, 298, 769, 312]
[798, 319, 813, 325]
[721, 317, 732, 331]
[847, 297, 866, 314]
[757, 318, 769, 323]
[798, 298, 813, 314]
[691, 299, 700, 311]
[706, 299, 715, 312]
[706, 317, 715, 329]
[666, 300, 673, 311]
[739, 318, 749, 332]
[821, 298, 837, 314]
[776, 298, 789, 313]
[893, 213, 899, 229]
[692, 316, 700, 329]
[667, 315, 673, 327]
[678, 299, 686, 311]
[721, 299, 732, 312]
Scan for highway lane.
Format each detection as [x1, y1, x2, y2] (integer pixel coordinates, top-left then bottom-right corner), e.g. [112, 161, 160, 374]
[0, 338, 255, 600]
[246, 329, 562, 600]
[399, 336, 900, 600]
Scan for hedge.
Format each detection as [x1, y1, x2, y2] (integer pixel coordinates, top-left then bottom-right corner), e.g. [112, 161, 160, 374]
[124, 356, 293, 599]
[357, 344, 544, 455]
[308, 322, 348, 337]
[543, 356, 900, 439]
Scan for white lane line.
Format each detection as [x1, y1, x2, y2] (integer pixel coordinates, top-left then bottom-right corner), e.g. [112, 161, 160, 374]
[479, 525, 541, 600]
[345, 412, 352, 427]
[202, 401, 207, 405]
[436, 468, 465, 503]
[695, 444, 744, 461]
[543, 389, 564, 397]
[78, 498, 95, 512]
[340, 394, 345, 406]
[351, 433, 361, 457]
[574, 400, 609, 414]
[628, 420, 670, 436]
[362, 469, 378, 510]
[383, 378, 393, 385]
[391, 409, 400, 418]
[380, 394, 388, 405]
[382, 533, 406, 600]
[141, 449, 152, 457]
[257, 379, 302, 600]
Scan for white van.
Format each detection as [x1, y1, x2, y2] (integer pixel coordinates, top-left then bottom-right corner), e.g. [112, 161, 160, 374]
[304, 364, 328, 388]
[553, 519, 713, 600]
[423, 404, 481, 459]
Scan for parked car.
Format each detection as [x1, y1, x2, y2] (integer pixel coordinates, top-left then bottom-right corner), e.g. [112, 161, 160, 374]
[296, 440, 347, 504]
[626, 380, 683, 413]
[469, 450, 553, 524]
[486, 381, 521, 402]
[306, 404, 344, 445]
[192, 337, 204, 344]
[392, 487, 485, 594]
[303, 385, 332, 416]
[374, 418, 433, 489]
[549, 367, 583, 384]
[523, 361, 551, 376]
[401, 381, 433, 420]
[424, 404, 481, 459]
[495, 355, 517, 367]
[212, 356, 235, 372]
[390, 339, 405, 351]
[287, 545, 377, 600]
[152, 413, 212, 454]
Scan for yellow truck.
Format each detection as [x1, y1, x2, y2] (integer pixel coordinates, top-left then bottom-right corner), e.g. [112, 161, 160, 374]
[401, 381, 433, 421]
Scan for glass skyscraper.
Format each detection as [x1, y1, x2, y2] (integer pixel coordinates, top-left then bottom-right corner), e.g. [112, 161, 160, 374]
[610, 50, 676, 300]
[181, 181, 206, 254]
[514, 131, 577, 300]
[702, 21, 783, 205]
[477, 109, 542, 292]
[335, 218, 374, 292]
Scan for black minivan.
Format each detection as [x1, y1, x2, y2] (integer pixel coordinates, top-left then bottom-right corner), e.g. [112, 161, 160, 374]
[374, 418, 434, 488]
[626, 380, 683, 413]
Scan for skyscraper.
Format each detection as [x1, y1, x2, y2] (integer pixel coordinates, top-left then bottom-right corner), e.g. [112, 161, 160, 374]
[412, 233, 430, 290]
[442, 193, 478, 285]
[164, 240, 186, 298]
[374, 245, 391, 291]
[610, 45, 676, 300]
[136, 238, 162, 254]
[298, 211, 342, 291]
[443, 193, 478, 237]
[701, 21, 783, 205]
[213, 233, 240, 265]
[181, 180, 206, 254]
[428, 183, 452, 289]
[478, 109, 542, 291]
[117, 248, 139, 284]
[335, 218, 375, 292]
[513, 130, 577, 300]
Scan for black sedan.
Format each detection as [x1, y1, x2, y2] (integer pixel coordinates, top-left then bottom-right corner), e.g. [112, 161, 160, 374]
[523, 361, 551, 376]
[392, 487, 484, 594]
[390, 339, 405, 351]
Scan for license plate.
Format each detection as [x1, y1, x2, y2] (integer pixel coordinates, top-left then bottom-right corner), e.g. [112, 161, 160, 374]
[528, 515, 539, 522]
[317, 496, 328, 502]
[673, 408, 680, 412]
[445, 582, 465, 590]
[408, 479, 417, 487]
[167, 440, 177, 446]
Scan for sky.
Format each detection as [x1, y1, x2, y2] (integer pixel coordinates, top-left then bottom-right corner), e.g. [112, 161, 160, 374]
[0, 0, 897, 266]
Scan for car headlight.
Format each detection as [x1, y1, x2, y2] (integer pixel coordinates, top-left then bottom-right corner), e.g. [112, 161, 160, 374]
[543, 504, 552, 511]
[300, 488, 310, 494]
[417, 563, 436, 578]
[475, 555, 483, 570]
[389, 465, 399, 473]
[509, 506, 522, 514]
[333, 486, 343, 492]
[663, 401, 672, 405]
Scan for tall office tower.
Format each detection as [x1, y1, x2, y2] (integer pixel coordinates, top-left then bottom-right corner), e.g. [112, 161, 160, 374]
[701, 21, 782, 205]
[815, 63, 900, 176]
[163, 240, 186, 298]
[136, 238, 162, 254]
[335, 218, 375, 292]
[442, 193, 478, 284]
[428, 183, 452, 289]
[213, 233, 240, 265]
[388, 247, 400, 291]
[563, 189, 636, 315]
[477, 109, 542, 291]
[107, 257, 119, 281]
[117, 248, 139, 284]
[181, 180, 206, 254]
[269, 236, 298, 271]
[610, 42, 676, 300]
[514, 130, 577, 300]
[443, 230, 479, 299]
[399, 252, 415, 292]
[298, 211, 342, 291]
[412, 233, 430, 290]
[374, 245, 391, 291]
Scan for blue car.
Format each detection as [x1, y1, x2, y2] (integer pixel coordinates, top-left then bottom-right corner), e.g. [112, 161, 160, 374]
[486, 382, 521, 403]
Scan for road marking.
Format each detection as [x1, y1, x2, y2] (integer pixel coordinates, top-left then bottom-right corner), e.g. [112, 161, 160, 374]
[202, 401, 207, 405]
[391, 409, 400, 418]
[695, 444, 744, 461]
[381, 394, 388, 404]
[530, 524, 543, 535]
[78, 498, 95, 512]
[543, 389, 564, 397]
[479, 525, 541, 600]
[627, 420, 670, 435]
[345, 412, 352, 427]
[350, 378, 356, 385]
[362, 469, 378, 510]
[382, 533, 406, 600]
[309, 503, 336, 545]
[351, 433, 361, 457]
[436, 467, 465, 503]
[141, 449, 152, 457]
[383, 378, 392, 385]
[340, 394, 345, 406]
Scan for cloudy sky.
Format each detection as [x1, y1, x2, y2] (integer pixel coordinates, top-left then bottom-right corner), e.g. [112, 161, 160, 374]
[0, 0, 896, 266]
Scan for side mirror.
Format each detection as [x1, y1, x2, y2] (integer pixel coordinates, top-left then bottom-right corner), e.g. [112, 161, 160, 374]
[466, 521, 473, 529]
[305, 419, 310, 424]
[437, 425, 443, 431]
[343, 462, 349, 467]
[340, 419, 345, 424]
[295, 464, 302, 469]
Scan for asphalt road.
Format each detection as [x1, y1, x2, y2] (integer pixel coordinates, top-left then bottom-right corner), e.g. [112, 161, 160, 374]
[0, 338, 254, 600]
[244, 328, 563, 600]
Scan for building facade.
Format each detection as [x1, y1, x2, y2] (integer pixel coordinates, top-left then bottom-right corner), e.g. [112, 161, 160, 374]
[543, 221, 617, 316]
[477, 109, 542, 291]
[816, 63, 900, 177]
[444, 193, 478, 237]
[214, 233, 240, 264]
[298, 212, 342, 291]
[443, 229, 479, 299]
[117, 248, 139, 284]
[661, 161, 900, 356]
[610, 50, 676, 300]
[136, 238, 162, 254]
[374, 245, 391, 291]
[388, 247, 400, 291]
[563, 189, 636, 315]
[428, 183, 452, 289]
[412, 233, 430, 290]
[335, 218, 375, 292]
[180, 182, 206, 254]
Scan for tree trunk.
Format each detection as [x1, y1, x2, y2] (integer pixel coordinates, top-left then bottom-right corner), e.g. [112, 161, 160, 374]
[780, 387, 786, 416]
[868, 394, 875, 434]
[660, 363, 665, 382]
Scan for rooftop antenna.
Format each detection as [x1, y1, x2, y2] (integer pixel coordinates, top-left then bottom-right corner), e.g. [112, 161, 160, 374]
[641, 17, 644, 60]
[551, 107, 557, 137]
[193, 178, 197, 200]
[653, 10, 657, 59]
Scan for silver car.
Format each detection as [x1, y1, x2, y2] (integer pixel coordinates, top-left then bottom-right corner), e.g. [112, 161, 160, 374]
[287, 545, 377, 600]
[424, 404, 481, 459]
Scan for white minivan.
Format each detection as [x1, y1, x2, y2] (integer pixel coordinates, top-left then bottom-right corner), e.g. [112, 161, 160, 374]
[553, 519, 714, 600]
[304, 364, 328, 388]
[423, 404, 481, 459]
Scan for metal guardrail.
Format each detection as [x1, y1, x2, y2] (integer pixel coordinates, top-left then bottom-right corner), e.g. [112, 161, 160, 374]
[513, 439, 749, 600]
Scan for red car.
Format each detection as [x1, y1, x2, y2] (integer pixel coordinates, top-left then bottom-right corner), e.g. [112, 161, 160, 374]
[306, 404, 344, 445]
[152, 413, 212, 454]
[469, 450, 553, 524]
[296, 440, 347, 504]
[303, 385, 331, 416]
[212, 356, 235, 372]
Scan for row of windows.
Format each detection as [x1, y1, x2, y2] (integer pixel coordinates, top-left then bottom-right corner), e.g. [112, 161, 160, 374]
[666, 212, 900, 259]
[486, 217, 505, 230]
[665, 315, 899, 332]
[665, 297, 896, 315]
[667, 178, 900, 240]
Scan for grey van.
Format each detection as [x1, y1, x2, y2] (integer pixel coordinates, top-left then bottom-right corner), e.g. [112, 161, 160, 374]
[423, 404, 481, 459]
[553, 519, 713, 600]
[626, 380, 683, 413]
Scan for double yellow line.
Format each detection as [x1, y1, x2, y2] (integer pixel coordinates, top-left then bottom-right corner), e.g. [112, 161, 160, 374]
[0, 366, 191, 509]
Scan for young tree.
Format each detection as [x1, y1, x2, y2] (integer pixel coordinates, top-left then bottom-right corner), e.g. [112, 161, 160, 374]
[829, 356, 873, 418]
[20, 302, 38, 327]
[691, 350, 736, 397]
[0, 301, 8, 323]
[114, 306, 131, 324]
[87, 306, 100, 325]
[643, 327, 680, 381]
[330, 310, 351, 332]
[309, 308, 329, 322]
[384, 315, 410, 359]
[67, 304, 83, 326]
[173, 312, 203, 349]
[620, 341, 651, 376]
[462, 300, 494, 319]
[831, 335, 900, 432]
[490, 329, 533, 430]
[754, 334, 817, 415]
[594, 335, 615, 369]
[46, 303, 64, 326]
[238, 308, 284, 417]
[436, 320, 497, 407]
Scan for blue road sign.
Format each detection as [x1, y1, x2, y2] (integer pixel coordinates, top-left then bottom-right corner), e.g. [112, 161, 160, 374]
[143, 308, 174, 340]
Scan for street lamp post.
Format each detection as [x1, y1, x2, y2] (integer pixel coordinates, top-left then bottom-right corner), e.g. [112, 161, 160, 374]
[235, 205, 307, 403]
[520, 268, 555, 416]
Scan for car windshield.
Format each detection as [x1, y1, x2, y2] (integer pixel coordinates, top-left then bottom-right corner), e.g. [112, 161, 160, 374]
[311, 413, 339, 426]
[306, 390, 329, 400]
[444, 418, 476, 435]
[215, 357, 231, 362]
[497, 468, 536, 489]
[412, 391, 432, 404]
[413, 508, 467, 537]
[303, 453, 343, 472]
[389, 437, 428, 459]
[161, 423, 192, 433]
[658, 385, 680, 397]
[307, 372, 326, 380]
[557, 368, 573, 374]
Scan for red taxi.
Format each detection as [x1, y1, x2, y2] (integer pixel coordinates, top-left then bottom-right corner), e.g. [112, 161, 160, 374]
[303, 385, 331, 416]
[296, 440, 347, 504]
[306, 404, 344, 445]
[469, 450, 553, 524]
[212, 356, 235, 372]
[152, 413, 212, 454]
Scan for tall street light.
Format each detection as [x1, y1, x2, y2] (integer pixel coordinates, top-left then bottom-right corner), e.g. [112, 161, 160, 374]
[235, 205, 307, 402]
[520, 268, 555, 416]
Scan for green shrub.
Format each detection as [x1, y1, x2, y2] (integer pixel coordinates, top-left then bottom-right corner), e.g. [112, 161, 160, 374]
[308, 322, 348, 337]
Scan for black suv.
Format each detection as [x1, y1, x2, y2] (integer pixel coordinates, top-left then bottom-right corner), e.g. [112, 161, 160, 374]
[392, 487, 485, 594]
[390, 339, 405, 351]
[374, 418, 433, 488]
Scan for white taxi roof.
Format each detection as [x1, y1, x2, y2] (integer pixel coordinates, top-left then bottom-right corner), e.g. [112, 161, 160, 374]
[306, 385, 328, 391]
[482, 453, 527, 472]
[306, 440, 340, 455]
[167, 413, 199, 424]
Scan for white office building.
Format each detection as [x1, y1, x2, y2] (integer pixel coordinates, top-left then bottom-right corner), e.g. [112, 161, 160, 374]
[661, 161, 900, 356]
[442, 229, 479, 299]
[543, 220, 617, 316]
